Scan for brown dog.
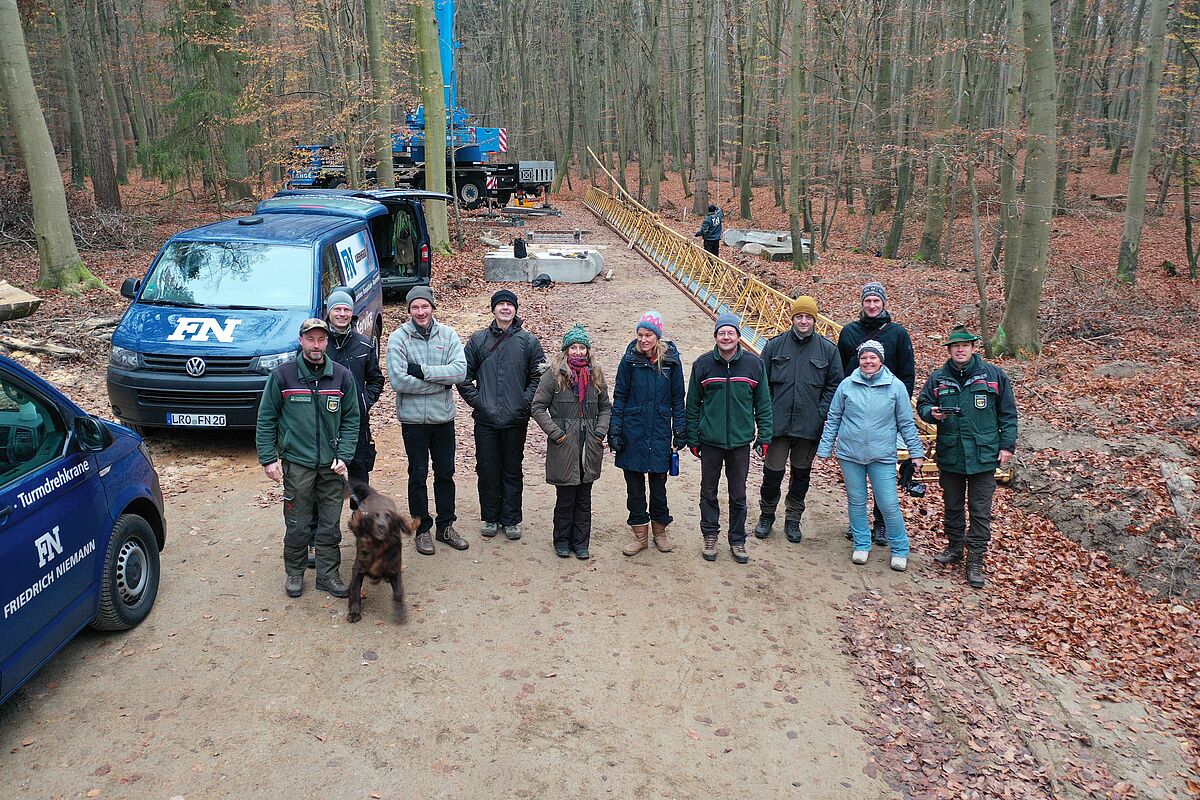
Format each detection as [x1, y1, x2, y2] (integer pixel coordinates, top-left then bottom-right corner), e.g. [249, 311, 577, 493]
[346, 482, 414, 623]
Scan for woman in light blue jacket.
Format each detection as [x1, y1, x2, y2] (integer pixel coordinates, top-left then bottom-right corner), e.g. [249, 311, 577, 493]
[817, 340, 925, 571]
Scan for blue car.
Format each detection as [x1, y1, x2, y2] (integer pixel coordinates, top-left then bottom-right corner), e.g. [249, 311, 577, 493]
[0, 354, 165, 706]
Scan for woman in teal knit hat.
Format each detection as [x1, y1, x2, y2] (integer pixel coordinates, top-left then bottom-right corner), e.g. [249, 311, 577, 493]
[531, 324, 612, 559]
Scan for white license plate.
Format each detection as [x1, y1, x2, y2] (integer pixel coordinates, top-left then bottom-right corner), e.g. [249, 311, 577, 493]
[166, 413, 226, 427]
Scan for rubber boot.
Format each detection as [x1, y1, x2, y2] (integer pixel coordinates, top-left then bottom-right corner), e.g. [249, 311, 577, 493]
[651, 521, 675, 553]
[623, 524, 650, 557]
[755, 467, 785, 538]
[966, 549, 986, 589]
[934, 538, 965, 564]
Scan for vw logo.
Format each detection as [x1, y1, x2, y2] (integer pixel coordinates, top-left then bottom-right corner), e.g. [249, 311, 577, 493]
[185, 357, 207, 377]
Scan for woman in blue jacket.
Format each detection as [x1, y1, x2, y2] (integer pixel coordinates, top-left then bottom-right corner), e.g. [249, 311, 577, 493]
[609, 310, 687, 556]
[817, 340, 925, 571]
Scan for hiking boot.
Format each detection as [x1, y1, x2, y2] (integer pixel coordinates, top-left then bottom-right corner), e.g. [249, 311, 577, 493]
[730, 542, 749, 564]
[651, 521, 675, 553]
[503, 523, 523, 541]
[481, 522, 498, 538]
[871, 525, 889, 547]
[966, 551, 986, 589]
[414, 530, 435, 555]
[851, 550, 869, 565]
[555, 544, 571, 558]
[285, 574, 304, 598]
[890, 556, 908, 572]
[701, 533, 718, 562]
[574, 546, 591, 560]
[623, 524, 650, 557]
[307, 546, 316, 569]
[316, 575, 349, 598]
[934, 541, 964, 564]
[752, 515, 774, 539]
[784, 518, 803, 543]
[436, 525, 470, 550]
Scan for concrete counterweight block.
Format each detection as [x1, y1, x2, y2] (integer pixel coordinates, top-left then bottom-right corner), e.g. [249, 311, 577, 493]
[484, 248, 605, 283]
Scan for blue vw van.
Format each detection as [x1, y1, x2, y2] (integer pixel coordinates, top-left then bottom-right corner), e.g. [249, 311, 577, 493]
[106, 195, 388, 432]
[0, 354, 165, 706]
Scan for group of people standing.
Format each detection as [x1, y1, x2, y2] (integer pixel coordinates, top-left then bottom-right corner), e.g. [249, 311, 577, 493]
[255, 279, 1017, 602]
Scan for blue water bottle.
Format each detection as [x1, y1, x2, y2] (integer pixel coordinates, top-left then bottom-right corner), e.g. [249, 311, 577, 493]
[670, 451, 680, 477]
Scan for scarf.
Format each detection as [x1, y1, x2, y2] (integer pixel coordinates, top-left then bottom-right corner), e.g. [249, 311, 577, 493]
[567, 354, 591, 407]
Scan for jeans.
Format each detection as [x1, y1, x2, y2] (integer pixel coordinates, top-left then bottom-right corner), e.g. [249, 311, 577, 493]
[699, 445, 751, 545]
[939, 470, 997, 551]
[624, 470, 671, 526]
[401, 421, 457, 534]
[475, 421, 528, 526]
[839, 459, 909, 557]
[553, 482, 593, 550]
[872, 458, 914, 530]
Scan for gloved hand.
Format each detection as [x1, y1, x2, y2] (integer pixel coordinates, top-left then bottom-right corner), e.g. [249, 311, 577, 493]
[673, 431, 687, 451]
[406, 363, 425, 380]
[689, 445, 702, 459]
[754, 442, 769, 459]
[609, 432, 625, 453]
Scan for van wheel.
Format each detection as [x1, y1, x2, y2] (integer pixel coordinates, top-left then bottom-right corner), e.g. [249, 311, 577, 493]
[92, 514, 160, 631]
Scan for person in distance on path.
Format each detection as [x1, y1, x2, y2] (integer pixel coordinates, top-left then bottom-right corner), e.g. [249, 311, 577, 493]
[685, 313, 773, 565]
[610, 310, 687, 557]
[695, 204, 724, 257]
[458, 289, 546, 542]
[754, 296, 843, 544]
[917, 325, 1017, 589]
[531, 324, 612, 560]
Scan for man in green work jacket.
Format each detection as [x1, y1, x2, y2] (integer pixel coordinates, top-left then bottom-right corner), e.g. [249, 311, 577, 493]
[257, 318, 360, 600]
[917, 325, 1017, 590]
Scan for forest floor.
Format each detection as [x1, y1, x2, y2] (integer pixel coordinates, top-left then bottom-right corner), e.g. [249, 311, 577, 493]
[0, 157, 1198, 798]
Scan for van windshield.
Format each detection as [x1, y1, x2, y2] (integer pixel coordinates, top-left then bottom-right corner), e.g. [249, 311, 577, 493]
[140, 241, 312, 309]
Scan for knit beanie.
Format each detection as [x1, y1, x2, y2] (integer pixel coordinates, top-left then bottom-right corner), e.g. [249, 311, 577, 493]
[407, 285, 436, 309]
[561, 323, 591, 351]
[636, 309, 664, 339]
[861, 282, 887, 305]
[790, 295, 819, 318]
[857, 339, 885, 361]
[714, 312, 740, 336]
[491, 289, 519, 311]
[325, 289, 354, 313]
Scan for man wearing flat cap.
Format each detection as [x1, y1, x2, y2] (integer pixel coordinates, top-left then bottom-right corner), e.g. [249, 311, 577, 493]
[458, 289, 546, 541]
[918, 325, 1018, 589]
[256, 317, 360, 600]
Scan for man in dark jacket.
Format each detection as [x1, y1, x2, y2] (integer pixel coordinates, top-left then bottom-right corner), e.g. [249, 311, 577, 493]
[458, 289, 546, 541]
[918, 326, 1017, 589]
[324, 289, 384, 483]
[686, 313, 773, 564]
[836, 281, 917, 545]
[256, 318, 360, 600]
[695, 204, 724, 257]
[754, 296, 843, 543]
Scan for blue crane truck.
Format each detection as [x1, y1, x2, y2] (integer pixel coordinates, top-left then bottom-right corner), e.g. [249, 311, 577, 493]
[287, 0, 555, 209]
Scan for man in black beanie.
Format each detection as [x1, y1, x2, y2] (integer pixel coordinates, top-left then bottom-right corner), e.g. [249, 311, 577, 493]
[458, 289, 546, 540]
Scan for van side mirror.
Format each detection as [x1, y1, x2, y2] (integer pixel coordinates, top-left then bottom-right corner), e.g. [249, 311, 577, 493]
[120, 278, 141, 299]
[74, 416, 111, 452]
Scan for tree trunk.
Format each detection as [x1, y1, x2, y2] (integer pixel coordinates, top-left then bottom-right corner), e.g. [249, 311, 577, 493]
[416, 0, 449, 251]
[998, 0, 1024, 296]
[1116, 0, 1171, 284]
[0, 0, 98, 291]
[54, 3, 87, 190]
[364, 0, 393, 188]
[789, 0, 812, 269]
[67, 0, 120, 209]
[994, 0, 1056, 357]
[916, 10, 955, 264]
[736, 0, 758, 221]
[690, 0, 710, 216]
[1052, 0, 1089, 213]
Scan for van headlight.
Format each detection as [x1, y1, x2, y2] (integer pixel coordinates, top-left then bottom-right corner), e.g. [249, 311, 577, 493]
[110, 345, 140, 369]
[255, 351, 296, 374]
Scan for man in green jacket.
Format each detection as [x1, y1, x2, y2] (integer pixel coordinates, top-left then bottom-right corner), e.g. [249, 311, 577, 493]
[257, 318, 360, 599]
[917, 325, 1018, 589]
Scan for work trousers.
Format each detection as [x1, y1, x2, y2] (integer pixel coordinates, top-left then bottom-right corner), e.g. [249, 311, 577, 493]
[475, 421, 529, 527]
[401, 421, 457, 534]
[553, 482, 594, 551]
[699, 444, 751, 545]
[761, 436, 817, 520]
[623, 470, 671, 526]
[939, 470, 997, 551]
[283, 461, 344, 579]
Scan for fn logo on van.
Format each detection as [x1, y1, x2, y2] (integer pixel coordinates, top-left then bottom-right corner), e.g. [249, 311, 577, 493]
[167, 317, 243, 343]
[35, 526, 63, 568]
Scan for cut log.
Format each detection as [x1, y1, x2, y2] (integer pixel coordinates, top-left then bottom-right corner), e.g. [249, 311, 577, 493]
[0, 281, 42, 322]
[0, 336, 83, 359]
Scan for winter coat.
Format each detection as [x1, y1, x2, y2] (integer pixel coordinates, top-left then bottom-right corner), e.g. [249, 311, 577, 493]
[610, 340, 686, 473]
[917, 354, 1018, 475]
[386, 319, 467, 425]
[695, 208, 724, 242]
[685, 345, 773, 450]
[256, 356, 360, 468]
[531, 362, 612, 486]
[761, 328, 843, 441]
[458, 317, 546, 429]
[817, 365, 924, 465]
[836, 311, 916, 396]
[327, 322, 384, 464]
